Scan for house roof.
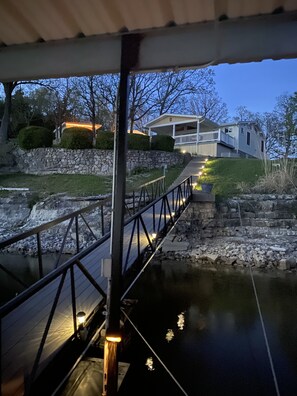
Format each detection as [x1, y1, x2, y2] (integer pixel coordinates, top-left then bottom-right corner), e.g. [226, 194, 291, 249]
[146, 114, 219, 129]
[145, 114, 202, 127]
[0, 0, 297, 81]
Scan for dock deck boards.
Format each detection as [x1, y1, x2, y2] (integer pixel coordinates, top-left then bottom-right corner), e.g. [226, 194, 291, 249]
[0, 181, 191, 396]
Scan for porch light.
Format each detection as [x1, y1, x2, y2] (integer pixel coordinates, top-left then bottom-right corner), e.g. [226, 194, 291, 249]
[77, 311, 86, 326]
[151, 232, 157, 240]
[182, 198, 186, 203]
[172, 211, 175, 216]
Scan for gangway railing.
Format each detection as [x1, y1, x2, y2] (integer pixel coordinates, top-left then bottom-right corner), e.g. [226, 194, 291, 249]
[0, 176, 192, 396]
[0, 176, 165, 290]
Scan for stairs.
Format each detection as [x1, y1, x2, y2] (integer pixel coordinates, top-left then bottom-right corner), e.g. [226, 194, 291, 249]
[168, 156, 208, 190]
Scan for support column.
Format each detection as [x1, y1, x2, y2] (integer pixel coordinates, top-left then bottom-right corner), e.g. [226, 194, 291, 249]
[102, 34, 141, 396]
[196, 119, 200, 155]
[172, 123, 176, 138]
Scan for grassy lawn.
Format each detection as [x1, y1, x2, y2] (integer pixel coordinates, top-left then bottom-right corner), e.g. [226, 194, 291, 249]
[196, 158, 265, 197]
[0, 164, 186, 198]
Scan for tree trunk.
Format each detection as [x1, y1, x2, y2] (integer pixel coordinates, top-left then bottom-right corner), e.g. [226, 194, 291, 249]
[0, 82, 15, 144]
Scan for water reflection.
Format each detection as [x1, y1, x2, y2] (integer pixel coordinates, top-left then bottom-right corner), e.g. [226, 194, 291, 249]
[177, 311, 185, 330]
[165, 329, 174, 343]
[0, 253, 70, 304]
[145, 357, 155, 371]
[119, 262, 297, 396]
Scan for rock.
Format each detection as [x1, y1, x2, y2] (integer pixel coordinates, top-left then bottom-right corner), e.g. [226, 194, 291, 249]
[201, 254, 220, 263]
[278, 259, 290, 270]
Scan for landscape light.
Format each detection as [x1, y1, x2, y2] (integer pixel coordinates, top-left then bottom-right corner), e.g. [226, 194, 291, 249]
[77, 311, 86, 326]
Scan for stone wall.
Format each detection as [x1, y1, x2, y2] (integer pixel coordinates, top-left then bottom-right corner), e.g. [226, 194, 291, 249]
[13, 148, 184, 176]
[161, 194, 297, 271]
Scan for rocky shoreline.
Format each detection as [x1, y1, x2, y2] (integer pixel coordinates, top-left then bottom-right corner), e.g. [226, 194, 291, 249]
[1, 193, 297, 273]
[159, 194, 297, 272]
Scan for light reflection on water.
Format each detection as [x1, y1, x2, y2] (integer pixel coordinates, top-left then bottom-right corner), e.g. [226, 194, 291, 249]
[0, 253, 70, 304]
[119, 262, 297, 396]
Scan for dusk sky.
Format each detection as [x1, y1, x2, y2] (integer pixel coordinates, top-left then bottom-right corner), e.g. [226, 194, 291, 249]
[211, 58, 297, 117]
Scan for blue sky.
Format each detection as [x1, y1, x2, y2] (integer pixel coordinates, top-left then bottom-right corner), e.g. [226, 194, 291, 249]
[211, 58, 297, 117]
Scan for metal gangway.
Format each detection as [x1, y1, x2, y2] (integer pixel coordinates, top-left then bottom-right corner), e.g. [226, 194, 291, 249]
[0, 176, 192, 396]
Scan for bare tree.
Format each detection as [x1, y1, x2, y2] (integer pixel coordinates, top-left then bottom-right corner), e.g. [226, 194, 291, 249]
[188, 90, 229, 123]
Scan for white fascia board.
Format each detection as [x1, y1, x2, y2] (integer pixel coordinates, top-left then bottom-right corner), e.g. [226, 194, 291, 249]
[145, 114, 200, 127]
[0, 12, 296, 81]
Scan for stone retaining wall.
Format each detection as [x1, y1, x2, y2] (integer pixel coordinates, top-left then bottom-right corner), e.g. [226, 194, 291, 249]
[13, 148, 184, 176]
[160, 194, 297, 271]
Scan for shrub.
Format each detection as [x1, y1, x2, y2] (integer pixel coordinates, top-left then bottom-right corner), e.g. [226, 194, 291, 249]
[151, 135, 175, 152]
[60, 127, 93, 149]
[128, 133, 150, 150]
[252, 159, 297, 194]
[95, 131, 114, 150]
[17, 126, 53, 149]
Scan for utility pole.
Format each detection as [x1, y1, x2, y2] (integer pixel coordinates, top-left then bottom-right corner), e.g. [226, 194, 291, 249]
[102, 34, 142, 396]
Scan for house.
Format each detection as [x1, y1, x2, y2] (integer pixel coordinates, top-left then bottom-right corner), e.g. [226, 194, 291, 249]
[54, 122, 102, 142]
[145, 114, 266, 159]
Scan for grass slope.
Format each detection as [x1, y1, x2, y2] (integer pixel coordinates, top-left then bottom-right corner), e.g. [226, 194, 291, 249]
[197, 158, 265, 197]
[0, 164, 186, 197]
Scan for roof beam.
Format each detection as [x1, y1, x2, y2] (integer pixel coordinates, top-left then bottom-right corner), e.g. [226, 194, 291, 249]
[0, 12, 296, 81]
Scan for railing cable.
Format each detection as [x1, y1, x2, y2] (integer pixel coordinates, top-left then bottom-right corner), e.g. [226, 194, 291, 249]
[236, 201, 280, 396]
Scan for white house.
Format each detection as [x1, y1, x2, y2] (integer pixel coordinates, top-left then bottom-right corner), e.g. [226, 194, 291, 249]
[145, 114, 266, 159]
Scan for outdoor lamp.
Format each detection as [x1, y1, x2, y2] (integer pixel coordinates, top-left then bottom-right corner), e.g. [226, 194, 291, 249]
[77, 311, 88, 341]
[77, 311, 86, 326]
[172, 211, 175, 217]
[106, 329, 122, 343]
[151, 232, 157, 240]
[182, 198, 186, 203]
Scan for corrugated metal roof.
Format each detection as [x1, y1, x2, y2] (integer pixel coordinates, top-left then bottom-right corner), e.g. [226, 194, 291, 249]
[0, 0, 296, 47]
[0, 0, 296, 80]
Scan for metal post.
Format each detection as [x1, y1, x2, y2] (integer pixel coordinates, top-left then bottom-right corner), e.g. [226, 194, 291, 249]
[102, 34, 141, 396]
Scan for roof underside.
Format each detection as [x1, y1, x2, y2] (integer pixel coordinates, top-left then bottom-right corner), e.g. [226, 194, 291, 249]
[0, 0, 297, 81]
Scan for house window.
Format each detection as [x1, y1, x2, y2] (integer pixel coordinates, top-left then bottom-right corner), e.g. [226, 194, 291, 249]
[261, 140, 264, 152]
[247, 132, 250, 145]
[241, 127, 244, 133]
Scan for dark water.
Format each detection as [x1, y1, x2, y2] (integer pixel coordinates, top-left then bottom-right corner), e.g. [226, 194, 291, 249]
[119, 262, 297, 396]
[0, 253, 70, 304]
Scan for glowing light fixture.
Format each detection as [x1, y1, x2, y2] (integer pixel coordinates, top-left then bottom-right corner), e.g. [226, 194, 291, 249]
[77, 311, 86, 326]
[106, 335, 122, 343]
[182, 198, 186, 203]
[151, 232, 157, 240]
[182, 150, 186, 154]
[172, 211, 175, 216]
[198, 172, 202, 176]
[201, 165, 205, 169]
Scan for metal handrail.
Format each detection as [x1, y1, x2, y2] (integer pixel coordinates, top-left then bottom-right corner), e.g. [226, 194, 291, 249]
[0, 176, 192, 395]
[0, 175, 167, 287]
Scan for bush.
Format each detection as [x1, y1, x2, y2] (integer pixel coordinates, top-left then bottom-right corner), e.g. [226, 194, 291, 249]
[95, 131, 114, 150]
[17, 126, 53, 149]
[151, 135, 175, 152]
[128, 133, 150, 150]
[60, 127, 93, 149]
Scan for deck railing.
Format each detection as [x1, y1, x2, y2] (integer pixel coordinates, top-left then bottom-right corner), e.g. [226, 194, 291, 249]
[0, 176, 165, 291]
[174, 130, 235, 147]
[0, 176, 192, 396]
